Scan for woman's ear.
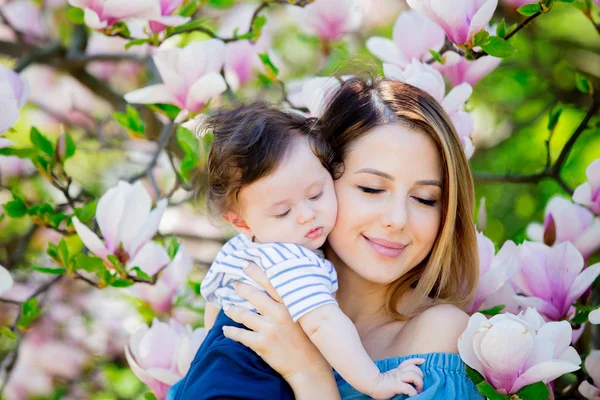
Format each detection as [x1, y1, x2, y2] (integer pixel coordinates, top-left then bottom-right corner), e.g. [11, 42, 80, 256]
[223, 211, 253, 237]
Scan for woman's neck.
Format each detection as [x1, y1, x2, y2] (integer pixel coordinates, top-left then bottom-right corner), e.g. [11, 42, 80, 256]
[326, 245, 393, 329]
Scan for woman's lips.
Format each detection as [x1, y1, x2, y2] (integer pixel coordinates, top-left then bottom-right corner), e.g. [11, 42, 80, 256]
[362, 235, 407, 258]
[306, 227, 323, 239]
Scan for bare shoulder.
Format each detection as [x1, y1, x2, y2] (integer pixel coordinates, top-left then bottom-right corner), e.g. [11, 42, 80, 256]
[398, 304, 470, 355]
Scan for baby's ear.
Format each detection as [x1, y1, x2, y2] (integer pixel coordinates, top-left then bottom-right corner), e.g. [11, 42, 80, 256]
[222, 211, 253, 237]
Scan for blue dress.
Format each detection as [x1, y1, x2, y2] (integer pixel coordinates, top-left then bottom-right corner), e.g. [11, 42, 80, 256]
[336, 352, 484, 399]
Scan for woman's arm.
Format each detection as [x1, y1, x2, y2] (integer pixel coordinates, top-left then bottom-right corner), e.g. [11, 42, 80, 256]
[222, 263, 341, 400]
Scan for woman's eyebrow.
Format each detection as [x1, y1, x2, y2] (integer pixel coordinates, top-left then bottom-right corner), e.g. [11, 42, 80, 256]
[354, 168, 394, 180]
[415, 179, 443, 188]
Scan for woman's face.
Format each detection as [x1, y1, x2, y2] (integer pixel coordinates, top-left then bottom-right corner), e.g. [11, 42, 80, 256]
[327, 123, 443, 285]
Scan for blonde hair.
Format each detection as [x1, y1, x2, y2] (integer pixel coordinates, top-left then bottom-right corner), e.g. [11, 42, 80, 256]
[318, 77, 479, 319]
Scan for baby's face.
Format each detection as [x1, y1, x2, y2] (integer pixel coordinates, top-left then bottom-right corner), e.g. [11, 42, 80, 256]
[237, 136, 338, 250]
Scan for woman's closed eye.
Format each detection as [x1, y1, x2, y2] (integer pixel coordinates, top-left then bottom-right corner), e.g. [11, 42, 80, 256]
[357, 185, 384, 194]
[413, 197, 437, 207]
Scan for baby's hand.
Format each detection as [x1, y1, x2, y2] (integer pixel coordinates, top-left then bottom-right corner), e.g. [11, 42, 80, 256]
[370, 357, 425, 399]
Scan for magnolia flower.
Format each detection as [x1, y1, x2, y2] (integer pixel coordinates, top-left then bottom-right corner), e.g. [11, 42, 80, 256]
[0, 0, 48, 38]
[573, 158, 600, 216]
[512, 241, 600, 321]
[298, 0, 362, 41]
[590, 309, 600, 325]
[0, 64, 28, 134]
[125, 40, 227, 114]
[129, 244, 193, 314]
[435, 51, 501, 87]
[465, 234, 520, 313]
[125, 318, 206, 399]
[526, 196, 600, 259]
[579, 351, 600, 399]
[502, 0, 536, 8]
[67, 0, 159, 30]
[149, 0, 190, 33]
[0, 138, 36, 184]
[367, 9, 445, 67]
[458, 308, 581, 394]
[384, 60, 475, 158]
[288, 76, 342, 117]
[407, 0, 498, 45]
[72, 180, 170, 274]
[0, 264, 13, 296]
[224, 40, 264, 90]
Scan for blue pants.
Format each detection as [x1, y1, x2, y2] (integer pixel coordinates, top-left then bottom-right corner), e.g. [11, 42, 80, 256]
[167, 309, 294, 400]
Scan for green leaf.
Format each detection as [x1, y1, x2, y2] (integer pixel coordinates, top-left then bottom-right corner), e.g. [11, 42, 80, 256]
[517, 3, 542, 15]
[111, 279, 135, 288]
[481, 37, 515, 58]
[557, 0, 575, 2]
[547, 104, 562, 131]
[130, 266, 152, 281]
[107, 254, 127, 275]
[125, 38, 149, 50]
[113, 105, 146, 135]
[428, 49, 444, 64]
[58, 238, 69, 266]
[0, 147, 36, 158]
[3, 197, 27, 218]
[466, 366, 485, 385]
[496, 18, 507, 39]
[74, 200, 98, 224]
[32, 266, 67, 275]
[167, 237, 180, 259]
[18, 297, 43, 329]
[571, 304, 594, 324]
[473, 30, 490, 47]
[258, 52, 279, 76]
[575, 72, 593, 94]
[515, 381, 550, 400]
[250, 15, 267, 40]
[168, 18, 209, 35]
[47, 243, 59, 260]
[476, 381, 510, 400]
[207, 0, 235, 8]
[178, 0, 201, 17]
[479, 304, 505, 316]
[74, 253, 107, 273]
[144, 392, 158, 400]
[150, 103, 182, 120]
[63, 132, 77, 160]
[176, 126, 200, 156]
[0, 327, 16, 340]
[30, 127, 55, 159]
[66, 7, 84, 24]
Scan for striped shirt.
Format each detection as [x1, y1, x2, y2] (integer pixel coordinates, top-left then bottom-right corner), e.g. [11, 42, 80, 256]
[201, 234, 338, 322]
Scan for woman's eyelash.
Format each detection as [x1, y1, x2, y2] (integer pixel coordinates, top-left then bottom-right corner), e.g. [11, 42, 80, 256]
[415, 197, 436, 206]
[275, 209, 291, 218]
[357, 186, 384, 194]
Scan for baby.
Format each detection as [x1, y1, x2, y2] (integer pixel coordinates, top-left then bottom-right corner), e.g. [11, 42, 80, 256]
[200, 102, 424, 399]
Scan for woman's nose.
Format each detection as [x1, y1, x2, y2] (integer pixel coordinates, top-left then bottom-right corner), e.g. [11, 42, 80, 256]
[380, 200, 407, 230]
[297, 203, 316, 224]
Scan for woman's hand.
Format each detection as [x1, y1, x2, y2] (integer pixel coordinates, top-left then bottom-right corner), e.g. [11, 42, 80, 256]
[222, 262, 340, 399]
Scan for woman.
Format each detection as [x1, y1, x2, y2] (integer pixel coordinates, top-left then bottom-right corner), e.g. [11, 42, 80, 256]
[174, 77, 483, 399]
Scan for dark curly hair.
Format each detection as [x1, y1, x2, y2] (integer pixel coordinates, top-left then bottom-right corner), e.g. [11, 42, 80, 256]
[204, 101, 334, 219]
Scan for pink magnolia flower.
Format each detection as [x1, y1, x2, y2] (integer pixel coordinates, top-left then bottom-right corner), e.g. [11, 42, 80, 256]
[0, 0, 48, 39]
[129, 244, 193, 314]
[298, 0, 361, 41]
[0, 65, 28, 134]
[590, 309, 600, 324]
[367, 9, 445, 67]
[67, 0, 159, 30]
[124, 40, 227, 114]
[465, 233, 520, 314]
[459, 307, 581, 394]
[0, 264, 13, 296]
[224, 40, 264, 90]
[526, 196, 600, 259]
[384, 60, 475, 158]
[435, 50, 501, 87]
[407, 0, 498, 45]
[580, 351, 600, 399]
[502, 0, 536, 8]
[149, 0, 190, 34]
[573, 158, 600, 216]
[125, 318, 206, 399]
[0, 138, 36, 184]
[72, 180, 170, 274]
[512, 241, 600, 321]
[287, 76, 342, 117]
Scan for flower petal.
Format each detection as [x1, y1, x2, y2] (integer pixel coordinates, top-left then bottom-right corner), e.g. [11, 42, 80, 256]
[128, 241, 170, 276]
[185, 72, 227, 113]
[511, 360, 580, 393]
[130, 199, 168, 256]
[124, 84, 178, 106]
[0, 265, 14, 296]
[72, 217, 108, 259]
[366, 37, 406, 66]
[119, 181, 152, 255]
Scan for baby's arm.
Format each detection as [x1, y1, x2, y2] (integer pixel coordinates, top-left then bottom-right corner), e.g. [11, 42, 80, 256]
[204, 303, 220, 331]
[299, 304, 424, 399]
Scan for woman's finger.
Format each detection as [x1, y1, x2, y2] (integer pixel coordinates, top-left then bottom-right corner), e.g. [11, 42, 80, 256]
[244, 262, 282, 302]
[223, 305, 265, 332]
[234, 282, 289, 321]
[222, 326, 261, 352]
